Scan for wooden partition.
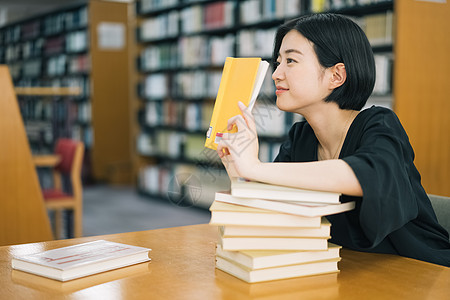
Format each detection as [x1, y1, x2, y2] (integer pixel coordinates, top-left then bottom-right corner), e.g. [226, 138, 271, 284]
[394, 0, 450, 196]
[0, 66, 53, 246]
[89, 0, 133, 184]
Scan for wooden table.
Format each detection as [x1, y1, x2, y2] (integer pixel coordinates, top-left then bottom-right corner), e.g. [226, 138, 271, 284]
[0, 224, 448, 299]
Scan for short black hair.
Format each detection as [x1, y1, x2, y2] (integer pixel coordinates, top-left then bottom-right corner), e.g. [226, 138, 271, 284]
[272, 13, 375, 110]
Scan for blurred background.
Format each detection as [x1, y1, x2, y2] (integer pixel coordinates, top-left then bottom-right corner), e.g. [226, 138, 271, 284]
[0, 0, 448, 241]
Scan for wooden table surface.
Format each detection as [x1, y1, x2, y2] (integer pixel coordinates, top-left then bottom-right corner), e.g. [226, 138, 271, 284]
[0, 224, 448, 300]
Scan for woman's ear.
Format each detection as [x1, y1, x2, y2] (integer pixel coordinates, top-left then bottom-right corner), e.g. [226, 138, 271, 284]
[329, 63, 346, 89]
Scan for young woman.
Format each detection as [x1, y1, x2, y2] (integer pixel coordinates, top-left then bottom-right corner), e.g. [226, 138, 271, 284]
[217, 13, 450, 267]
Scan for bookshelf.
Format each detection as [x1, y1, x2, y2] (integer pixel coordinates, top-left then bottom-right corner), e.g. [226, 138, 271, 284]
[0, 0, 135, 184]
[394, 0, 450, 196]
[135, 0, 395, 208]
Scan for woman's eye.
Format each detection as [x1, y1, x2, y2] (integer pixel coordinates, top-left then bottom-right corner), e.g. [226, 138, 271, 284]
[287, 58, 295, 64]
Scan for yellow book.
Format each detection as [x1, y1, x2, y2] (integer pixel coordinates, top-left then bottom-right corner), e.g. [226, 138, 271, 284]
[205, 57, 269, 150]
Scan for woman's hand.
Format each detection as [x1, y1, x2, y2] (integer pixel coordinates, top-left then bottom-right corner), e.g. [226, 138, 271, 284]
[216, 102, 260, 179]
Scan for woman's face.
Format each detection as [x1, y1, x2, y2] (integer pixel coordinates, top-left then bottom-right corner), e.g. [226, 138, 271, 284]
[272, 30, 332, 114]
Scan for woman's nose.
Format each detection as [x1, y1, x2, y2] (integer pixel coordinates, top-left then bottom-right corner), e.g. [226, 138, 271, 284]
[272, 65, 284, 81]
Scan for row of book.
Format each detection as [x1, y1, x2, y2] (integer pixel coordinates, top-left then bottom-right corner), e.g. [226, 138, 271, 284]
[142, 68, 276, 100]
[139, 2, 236, 42]
[139, 11, 180, 42]
[10, 59, 42, 79]
[311, 0, 391, 12]
[139, 0, 179, 14]
[138, 163, 230, 208]
[237, 28, 277, 58]
[25, 118, 92, 154]
[373, 53, 393, 96]
[137, 128, 285, 165]
[144, 100, 214, 132]
[137, 130, 205, 161]
[363, 11, 393, 47]
[18, 98, 91, 124]
[46, 54, 91, 77]
[139, 28, 278, 72]
[142, 70, 222, 100]
[210, 179, 355, 282]
[142, 96, 299, 137]
[139, 34, 235, 71]
[0, 6, 88, 44]
[3, 39, 44, 62]
[180, 2, 235, 34]
[239, 0, 303, 25]
[2, 32, 88, 65]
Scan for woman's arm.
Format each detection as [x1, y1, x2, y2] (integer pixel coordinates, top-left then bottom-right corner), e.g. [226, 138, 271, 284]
[246, 160, 363, 196]
[217, 102, 363, 196]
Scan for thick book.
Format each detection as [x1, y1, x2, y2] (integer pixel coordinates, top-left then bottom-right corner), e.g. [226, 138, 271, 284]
[216, 243, 341, 270]
[231, 178, 341, 204]
[205, 57, 269, 150]
[216, 191, 354, 217]
[209, 201, 322, 228]
[215, 256, 340, 283]
[219, 218, 331, 238]
[11, 240, 151, 281]
[218, 234, 329, 251]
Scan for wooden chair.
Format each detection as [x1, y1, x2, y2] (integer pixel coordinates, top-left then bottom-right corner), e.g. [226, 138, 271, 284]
[34, 139, 85, 239]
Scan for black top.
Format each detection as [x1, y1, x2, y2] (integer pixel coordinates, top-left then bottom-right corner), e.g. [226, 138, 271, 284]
[274, 106, 450, 266]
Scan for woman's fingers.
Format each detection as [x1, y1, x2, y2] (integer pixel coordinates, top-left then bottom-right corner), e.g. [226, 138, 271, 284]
[238, 101, 257, 132]
[216, 141, 229, 158]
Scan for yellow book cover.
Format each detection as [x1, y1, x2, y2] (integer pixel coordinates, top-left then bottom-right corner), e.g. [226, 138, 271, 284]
[205, 57, 269, 150]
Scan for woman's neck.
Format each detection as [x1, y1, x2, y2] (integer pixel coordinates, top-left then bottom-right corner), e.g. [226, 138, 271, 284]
[303, 104, 359, 160]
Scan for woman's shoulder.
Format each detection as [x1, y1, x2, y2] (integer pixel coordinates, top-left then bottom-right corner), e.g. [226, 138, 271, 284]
[359, 105, 396, 118]
[357, 105, 403, 128]
[353, 105, 409, 142]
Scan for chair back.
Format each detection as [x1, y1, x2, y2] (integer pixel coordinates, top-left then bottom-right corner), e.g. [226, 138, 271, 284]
[429, 194, 450, 234]
[54, 138, 84, 199]
[55, 139, 79, 175]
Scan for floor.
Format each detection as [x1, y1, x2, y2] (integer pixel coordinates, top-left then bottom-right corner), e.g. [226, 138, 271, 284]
[82, 184, 212, 237]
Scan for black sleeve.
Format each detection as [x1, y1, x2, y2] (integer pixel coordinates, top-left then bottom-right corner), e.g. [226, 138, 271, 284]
[342, 110, 419, 247]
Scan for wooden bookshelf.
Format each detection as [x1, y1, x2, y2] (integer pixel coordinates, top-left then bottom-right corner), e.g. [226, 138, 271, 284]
[394, 0, 450, 196]
[89, 0, 134, 184]
[0, 0, 135, 184]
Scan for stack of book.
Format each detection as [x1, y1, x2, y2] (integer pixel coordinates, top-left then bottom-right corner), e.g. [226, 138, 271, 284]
[210, 179, 355, 283]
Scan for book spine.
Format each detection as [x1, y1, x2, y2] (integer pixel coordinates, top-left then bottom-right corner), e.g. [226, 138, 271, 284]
[205, 57, 233, 149]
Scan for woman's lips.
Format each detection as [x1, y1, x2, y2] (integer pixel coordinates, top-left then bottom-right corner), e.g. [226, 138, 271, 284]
[275, 87, 288, 95]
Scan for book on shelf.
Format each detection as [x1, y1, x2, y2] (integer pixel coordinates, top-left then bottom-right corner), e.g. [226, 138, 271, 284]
[11, 240, 151, 282]
[215, 191, 355, 217]
[205, 57, 269, 150]
[231, 178, 342, 204]
[215, 255, 340, 283]
[209, 201, 322, 228]
[216, 243, 341, 270]
[219, 218, 331, 238]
